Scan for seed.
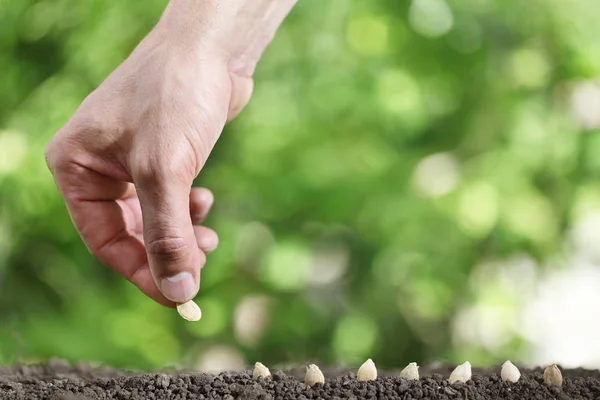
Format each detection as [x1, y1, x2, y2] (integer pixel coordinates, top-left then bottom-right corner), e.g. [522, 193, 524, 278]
[252, 362, 271, 380]
[500, 360, 521, 383]
[544, 364, 563, 387]
[176, 300, 202, 322]
[304, 364, 325, 386]
[399, 362, 419, 380]
[357, 359, 377, 382]
[448, 361, 472, 384]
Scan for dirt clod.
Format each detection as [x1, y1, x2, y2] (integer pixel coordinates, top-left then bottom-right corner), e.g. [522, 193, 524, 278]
[1, 363, 599, 399]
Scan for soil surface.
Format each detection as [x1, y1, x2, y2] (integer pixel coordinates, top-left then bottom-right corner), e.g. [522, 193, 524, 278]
[2, 360, 600, 399]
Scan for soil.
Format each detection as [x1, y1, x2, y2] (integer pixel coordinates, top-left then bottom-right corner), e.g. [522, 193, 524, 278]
[2, 360, 600, 399]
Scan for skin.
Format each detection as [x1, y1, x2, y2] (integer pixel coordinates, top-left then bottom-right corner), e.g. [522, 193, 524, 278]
[44, 0, 297, 307]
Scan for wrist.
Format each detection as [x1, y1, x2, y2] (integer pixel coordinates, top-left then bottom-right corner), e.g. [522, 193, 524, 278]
[158, 0, 297, 76]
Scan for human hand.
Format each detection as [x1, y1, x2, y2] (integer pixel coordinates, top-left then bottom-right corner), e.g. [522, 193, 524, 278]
[44, 0, 296, 307]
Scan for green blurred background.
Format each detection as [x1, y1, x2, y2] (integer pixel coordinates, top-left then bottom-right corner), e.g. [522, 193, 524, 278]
[2, 0, 600, 372]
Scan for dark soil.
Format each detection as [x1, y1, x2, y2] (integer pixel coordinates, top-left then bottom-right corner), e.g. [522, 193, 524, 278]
[2, 360, 600, 399]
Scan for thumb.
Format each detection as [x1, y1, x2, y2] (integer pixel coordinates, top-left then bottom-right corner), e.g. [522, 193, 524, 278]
[134, 168, 204, 304]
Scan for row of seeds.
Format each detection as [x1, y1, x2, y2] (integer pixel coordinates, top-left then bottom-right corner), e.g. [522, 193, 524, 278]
[252, 360, 564, 388]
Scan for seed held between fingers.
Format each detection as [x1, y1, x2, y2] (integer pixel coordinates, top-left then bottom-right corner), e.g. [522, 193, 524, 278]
[176, 300, 202, 321]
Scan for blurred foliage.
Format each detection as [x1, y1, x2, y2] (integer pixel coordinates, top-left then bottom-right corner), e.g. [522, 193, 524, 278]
[1, 0, 600, 371]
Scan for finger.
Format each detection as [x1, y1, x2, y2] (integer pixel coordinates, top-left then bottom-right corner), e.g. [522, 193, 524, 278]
[120, 186, 212, 236]
[50, 162, 176, 307]
[194, 226, 219, 254]
[190, 187, 214, 224]
[134, 167, 203, 304]
[129, 265, 179, 308]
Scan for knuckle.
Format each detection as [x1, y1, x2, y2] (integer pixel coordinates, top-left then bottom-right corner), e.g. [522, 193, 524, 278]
[45, 119, 99, 173]
[132, 147, 196, 188]
[131, 161, 159, 186]
[146, 235, 190, 263]
[44, 131, 71, 171]
[44, 139, 58, 171]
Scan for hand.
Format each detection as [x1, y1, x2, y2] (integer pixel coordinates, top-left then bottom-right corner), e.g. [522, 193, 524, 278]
[45, 0, 296, 307]
[44, 17, 253, 307]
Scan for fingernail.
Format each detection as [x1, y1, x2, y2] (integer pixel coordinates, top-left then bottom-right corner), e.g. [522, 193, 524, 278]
[160, 272, 197, 303]
[200, 190, 214, 206]
[193, 213, 205, 222]
[201, 243, 217, 254]
[199, 236, 218, 253]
